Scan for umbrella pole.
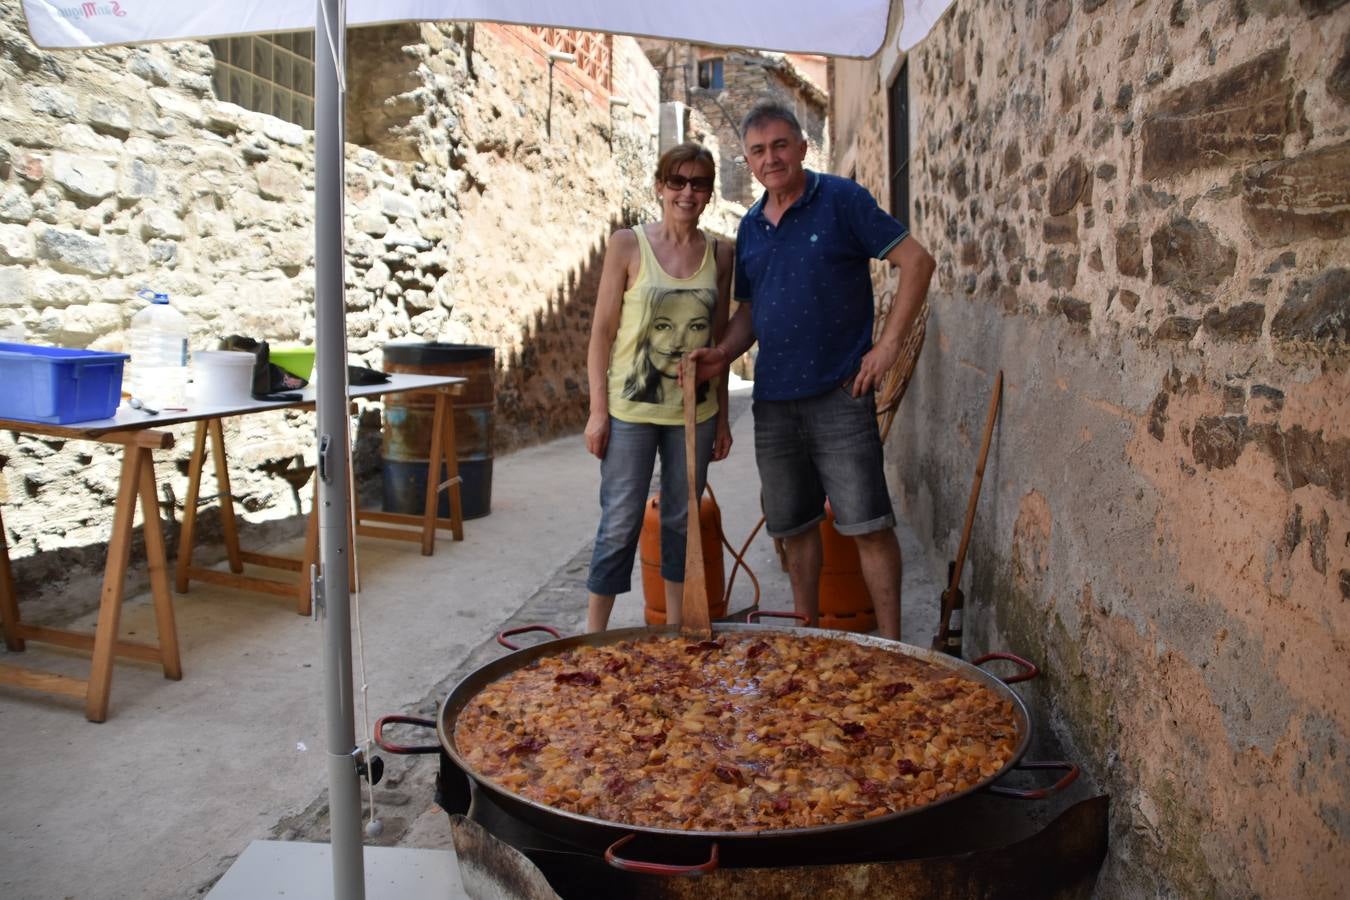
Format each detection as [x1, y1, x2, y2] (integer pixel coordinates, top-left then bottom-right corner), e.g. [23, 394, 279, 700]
[314, 1, 366, 897]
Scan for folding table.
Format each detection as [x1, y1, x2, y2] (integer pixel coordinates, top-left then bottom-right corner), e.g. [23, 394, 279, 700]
[0, 372, 464, 720]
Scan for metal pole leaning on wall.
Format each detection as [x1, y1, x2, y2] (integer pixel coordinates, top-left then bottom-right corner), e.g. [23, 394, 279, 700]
[314, 0, 366, 896]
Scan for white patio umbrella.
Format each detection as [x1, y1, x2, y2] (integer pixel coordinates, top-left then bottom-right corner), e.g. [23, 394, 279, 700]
[19, 1, 948, 897]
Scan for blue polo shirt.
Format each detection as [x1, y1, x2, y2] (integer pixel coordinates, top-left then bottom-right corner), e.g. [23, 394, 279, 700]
[735, 171, 908, 401]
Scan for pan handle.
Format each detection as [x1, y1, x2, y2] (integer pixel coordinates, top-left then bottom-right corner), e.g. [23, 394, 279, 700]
[988, 760, 1080, 800]
[972, 652, 1039, 684]
[745, 609, 809, 626]
[497, 624, 563, 651]
[373, 714, 441, 755]
[604, 833, 719, 877]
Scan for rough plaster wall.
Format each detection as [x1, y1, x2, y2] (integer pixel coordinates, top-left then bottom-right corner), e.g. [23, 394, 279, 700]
[612, 37, 661, 124]
[0, 7, 658, 616]
[837, 0, 1348, 895]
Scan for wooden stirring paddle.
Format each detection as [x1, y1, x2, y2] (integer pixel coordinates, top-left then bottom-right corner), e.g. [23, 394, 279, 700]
[680, 357, 713, 639]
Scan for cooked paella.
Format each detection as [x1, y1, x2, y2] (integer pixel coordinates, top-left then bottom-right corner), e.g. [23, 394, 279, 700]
[454, 632, 1019, 832]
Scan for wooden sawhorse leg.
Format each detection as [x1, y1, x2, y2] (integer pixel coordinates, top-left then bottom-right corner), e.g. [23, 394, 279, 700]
[176, 416, 301, 606]
[0, 505, 24, 652]
[86, 437, 183, 720]
[356, 385, 465, 554]
[421, 388, 464, 552]
[177, 418, 346, 618]
[176, 419, 245, 594]
[0, 430, 181, 722]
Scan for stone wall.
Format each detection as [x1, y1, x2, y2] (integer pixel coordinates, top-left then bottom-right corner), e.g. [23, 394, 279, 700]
[698, 52, 829, 207]
[0, 5, 660, 614]
[834, 0, 1347, 896]
[639, 41, 830, 206]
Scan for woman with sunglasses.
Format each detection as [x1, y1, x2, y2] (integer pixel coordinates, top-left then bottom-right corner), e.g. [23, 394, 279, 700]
[583, 142, 734, 632]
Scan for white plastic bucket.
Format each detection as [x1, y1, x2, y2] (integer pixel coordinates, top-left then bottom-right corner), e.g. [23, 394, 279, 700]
[191, 350, 255, 406]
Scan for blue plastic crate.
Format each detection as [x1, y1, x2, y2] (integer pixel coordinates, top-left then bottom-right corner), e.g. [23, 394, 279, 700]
[0, 343, 130, 425]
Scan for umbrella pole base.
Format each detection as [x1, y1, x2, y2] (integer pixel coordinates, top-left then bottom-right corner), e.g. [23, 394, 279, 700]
[205, 840, 462, 899]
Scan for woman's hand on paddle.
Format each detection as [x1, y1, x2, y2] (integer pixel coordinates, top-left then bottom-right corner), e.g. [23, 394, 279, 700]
[584, 411, 609, 459]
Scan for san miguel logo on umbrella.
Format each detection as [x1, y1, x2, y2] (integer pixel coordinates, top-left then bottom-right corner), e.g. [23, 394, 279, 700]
[57, 1, 128, 20]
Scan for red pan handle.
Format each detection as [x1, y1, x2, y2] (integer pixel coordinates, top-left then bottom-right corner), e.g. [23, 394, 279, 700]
[972, 652, 1039, 684]
[988, 760, 1080, 799]
[373, 715, 441, 755]
[497, 624, 563, 651]
[745, 609, 809, 626]
[604, 833, 719, 876]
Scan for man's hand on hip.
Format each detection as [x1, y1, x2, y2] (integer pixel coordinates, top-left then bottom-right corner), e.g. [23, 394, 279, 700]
[854, 337, 902, 396]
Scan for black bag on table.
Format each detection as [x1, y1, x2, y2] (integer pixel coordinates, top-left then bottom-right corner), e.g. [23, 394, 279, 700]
[220, 335, 308, 400]
[347, 365, 390, 386]
[220, 336, 389, 397]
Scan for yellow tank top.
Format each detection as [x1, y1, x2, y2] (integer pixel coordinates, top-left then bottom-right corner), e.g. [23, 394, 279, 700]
[607, 225, 719, 426]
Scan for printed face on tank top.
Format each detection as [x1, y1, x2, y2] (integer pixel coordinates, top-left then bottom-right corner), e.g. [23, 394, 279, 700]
[621, 286, 715, 405]
[608, 226, 720, 426]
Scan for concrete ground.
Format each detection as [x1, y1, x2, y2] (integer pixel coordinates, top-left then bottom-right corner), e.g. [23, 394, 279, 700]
[0, 385, 942, 899]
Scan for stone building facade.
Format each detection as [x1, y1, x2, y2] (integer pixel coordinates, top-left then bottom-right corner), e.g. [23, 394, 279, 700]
[0, 7, 674, 613]
[638, 41, 830, 206]
[833, 0, 1347, 896]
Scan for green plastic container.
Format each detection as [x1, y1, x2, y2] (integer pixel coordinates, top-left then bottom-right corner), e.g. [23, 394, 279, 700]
[269, 346, 315, 381]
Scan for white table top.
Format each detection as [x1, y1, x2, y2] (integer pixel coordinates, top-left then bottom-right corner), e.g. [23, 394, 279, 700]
[0, 372, 466, 439]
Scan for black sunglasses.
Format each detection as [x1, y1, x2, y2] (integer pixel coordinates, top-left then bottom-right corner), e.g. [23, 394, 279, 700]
[664, 173, 715, 193]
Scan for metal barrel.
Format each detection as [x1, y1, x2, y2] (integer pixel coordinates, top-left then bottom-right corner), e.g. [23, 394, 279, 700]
[382, 343, 496, 519]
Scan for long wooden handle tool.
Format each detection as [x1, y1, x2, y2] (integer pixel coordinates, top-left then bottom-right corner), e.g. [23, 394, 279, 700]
[935, 370, 1003, 652]
[680, 358, 712, 639]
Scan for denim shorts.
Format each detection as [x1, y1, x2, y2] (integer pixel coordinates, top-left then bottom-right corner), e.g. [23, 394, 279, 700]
[587, 416, 716, 595]
[753, 383, 895, 538]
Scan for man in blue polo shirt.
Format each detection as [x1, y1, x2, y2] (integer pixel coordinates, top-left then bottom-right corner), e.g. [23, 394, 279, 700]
[688, 101, 934, 641]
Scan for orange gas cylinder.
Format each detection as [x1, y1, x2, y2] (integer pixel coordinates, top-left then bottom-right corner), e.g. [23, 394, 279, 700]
[818, 502, 876, 632]
[641, 493, 727, 625]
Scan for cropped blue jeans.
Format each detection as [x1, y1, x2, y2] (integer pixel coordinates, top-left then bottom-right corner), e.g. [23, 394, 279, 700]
[753, 382, 896, 538]
[586, 416, 716, 595]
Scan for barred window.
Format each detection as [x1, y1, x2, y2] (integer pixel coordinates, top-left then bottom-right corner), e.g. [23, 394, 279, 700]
[209, 33, 315, 130]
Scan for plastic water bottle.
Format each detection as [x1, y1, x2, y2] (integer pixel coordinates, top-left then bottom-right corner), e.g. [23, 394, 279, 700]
[127, 289, 189, 408]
